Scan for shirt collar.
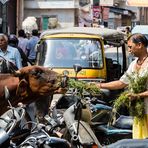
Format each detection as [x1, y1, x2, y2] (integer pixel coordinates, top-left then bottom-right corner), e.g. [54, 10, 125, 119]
[0, 46, 11, 53]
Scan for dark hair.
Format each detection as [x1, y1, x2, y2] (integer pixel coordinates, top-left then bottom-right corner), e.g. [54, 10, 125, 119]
[127, 33, 148, 47]
[32, 29, 38, 36]
[18, 29, 25, 37]
[8, 34, 18, 47]
[126, 26, 130, 32]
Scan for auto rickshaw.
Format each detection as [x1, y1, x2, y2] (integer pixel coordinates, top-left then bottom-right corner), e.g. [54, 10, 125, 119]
[36, 27, 128, 84]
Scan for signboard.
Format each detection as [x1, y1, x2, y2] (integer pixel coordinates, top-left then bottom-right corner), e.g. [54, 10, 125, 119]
[42, 17, 49, 30]
[0, 0, 9, 4]
[103, 7, 110, 20]
[93, 6, 101, 19]
[126, 0, 148, 7]
[100, 0, 114, 6]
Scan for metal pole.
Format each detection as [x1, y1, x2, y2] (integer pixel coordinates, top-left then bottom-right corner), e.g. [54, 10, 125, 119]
[2, 2, 7, 33]
[16, 0, 24, 35]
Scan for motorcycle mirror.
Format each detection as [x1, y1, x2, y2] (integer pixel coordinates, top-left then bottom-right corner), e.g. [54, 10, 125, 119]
[73, 64, 82, 78]
[4, 86, 10, 100]
[62, 70, 69, 76]
[0, 56, 18, 74]
[73, 64, 82, 74]
[4, 86, 12, 108]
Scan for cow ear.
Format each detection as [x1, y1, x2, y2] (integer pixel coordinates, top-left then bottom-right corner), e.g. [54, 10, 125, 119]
[16, 79, 28, 97]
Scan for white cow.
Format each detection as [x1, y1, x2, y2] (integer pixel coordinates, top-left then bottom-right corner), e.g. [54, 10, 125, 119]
[22, 17, 38, 35]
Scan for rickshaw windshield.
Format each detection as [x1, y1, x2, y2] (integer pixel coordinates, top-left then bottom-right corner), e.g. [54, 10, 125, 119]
[37, 38, 103, 69]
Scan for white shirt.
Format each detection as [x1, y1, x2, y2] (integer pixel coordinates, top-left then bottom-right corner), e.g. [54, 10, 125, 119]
[18, 37, 28, 55]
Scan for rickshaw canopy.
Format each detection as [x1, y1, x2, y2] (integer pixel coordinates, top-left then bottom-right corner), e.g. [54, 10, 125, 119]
[40, 27, 125, 46]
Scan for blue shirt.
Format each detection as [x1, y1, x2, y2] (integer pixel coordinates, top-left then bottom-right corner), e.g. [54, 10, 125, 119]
[27, 36, 39, 60]
[0, 45, 22, 69]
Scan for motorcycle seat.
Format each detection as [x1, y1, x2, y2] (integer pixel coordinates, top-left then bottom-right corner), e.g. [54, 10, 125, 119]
[97, 125, 132, 135]
[103, 138, 148, 148]
[113, 115, 133, 129]
[92, 104, 112, 111]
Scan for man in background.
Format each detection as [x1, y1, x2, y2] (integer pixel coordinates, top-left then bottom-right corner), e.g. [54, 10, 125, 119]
[8, 34, 32, 67]
[26, 29, 39, 64]
[18, 29, 28, 55]
[0, 33, 22, 69]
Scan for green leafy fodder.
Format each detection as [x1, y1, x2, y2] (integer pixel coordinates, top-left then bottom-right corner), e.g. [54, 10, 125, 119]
[113, 72, 148, 119]
[129, 99, 144, 119]
[128, 73, 147, 93]
[113, 91, 129, 110]
[68, 79, 101, 95]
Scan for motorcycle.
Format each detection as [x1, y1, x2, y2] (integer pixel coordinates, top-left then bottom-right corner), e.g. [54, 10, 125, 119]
[18, 122, 71, 148]
[0, 86, 32, 147]
[0, 56, 18, 73]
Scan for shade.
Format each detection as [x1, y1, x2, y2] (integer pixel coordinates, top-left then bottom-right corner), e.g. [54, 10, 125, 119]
[126, 0, 148, 7]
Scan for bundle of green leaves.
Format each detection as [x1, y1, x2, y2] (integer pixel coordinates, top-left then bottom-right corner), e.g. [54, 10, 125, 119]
[68, 79, 101, 96]
[113, 72, 148, 119]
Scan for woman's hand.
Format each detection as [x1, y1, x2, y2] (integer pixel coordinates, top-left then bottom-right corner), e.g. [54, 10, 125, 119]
[88, 82, 102, 88]
[127, 93, 140, 101]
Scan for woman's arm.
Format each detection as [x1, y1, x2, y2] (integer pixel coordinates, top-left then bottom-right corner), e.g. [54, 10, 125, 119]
[96, 80, 127, 90]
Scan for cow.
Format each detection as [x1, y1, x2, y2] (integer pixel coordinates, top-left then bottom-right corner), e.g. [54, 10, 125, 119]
[22, 16, 38, 35]
[0, 65, 67, 116]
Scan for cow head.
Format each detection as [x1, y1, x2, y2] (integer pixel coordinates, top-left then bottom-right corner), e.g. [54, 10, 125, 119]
[0, 66, 68, 115]
[15, 66, 68, 99]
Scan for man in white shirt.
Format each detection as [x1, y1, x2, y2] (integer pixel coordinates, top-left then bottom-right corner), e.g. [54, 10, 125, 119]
[0, 33, 22, 69]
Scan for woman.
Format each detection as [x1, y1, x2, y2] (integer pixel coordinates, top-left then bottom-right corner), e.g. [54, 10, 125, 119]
[94, 33, 148, 139]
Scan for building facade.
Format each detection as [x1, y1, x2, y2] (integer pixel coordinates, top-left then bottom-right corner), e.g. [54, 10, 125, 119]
[1, 0, 148, 34]
[0, 0, 17, 34]
[22, 0, 79, 31]
[139, 7, 148, 25]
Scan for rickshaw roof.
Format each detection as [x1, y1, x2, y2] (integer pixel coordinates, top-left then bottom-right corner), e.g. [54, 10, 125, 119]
[40, 27, 125, 41]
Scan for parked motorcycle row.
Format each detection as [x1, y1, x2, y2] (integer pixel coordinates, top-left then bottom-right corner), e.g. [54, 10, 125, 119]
[0, 63, 148, 148]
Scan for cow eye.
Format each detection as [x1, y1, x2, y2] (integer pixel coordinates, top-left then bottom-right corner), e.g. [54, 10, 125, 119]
[30, 70, 43, 78]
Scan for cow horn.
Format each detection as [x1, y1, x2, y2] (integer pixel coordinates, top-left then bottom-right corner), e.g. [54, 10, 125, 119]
[13, 70, 22, 77]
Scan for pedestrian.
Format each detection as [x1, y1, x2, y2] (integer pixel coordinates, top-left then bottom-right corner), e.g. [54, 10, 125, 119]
[0, 33, 22, 69]
[26, 29, 39, 64]
[125, 26, 131, 38]
[92, 33, 148, 139]
[18, 29, 29, 55]
[8, 34, 32, 67]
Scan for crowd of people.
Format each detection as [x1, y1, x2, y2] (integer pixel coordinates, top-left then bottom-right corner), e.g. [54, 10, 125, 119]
[0, 29, 39, 70]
